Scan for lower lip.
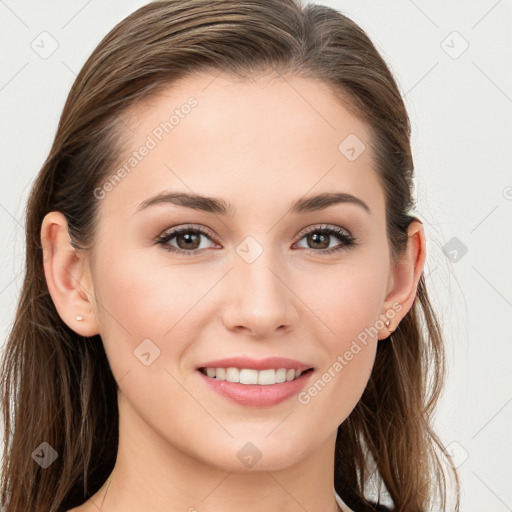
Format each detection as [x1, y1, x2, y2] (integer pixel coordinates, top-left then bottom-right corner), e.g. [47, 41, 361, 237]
[197, 369, 314, 407]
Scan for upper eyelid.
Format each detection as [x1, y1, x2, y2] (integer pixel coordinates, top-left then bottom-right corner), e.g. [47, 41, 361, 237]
[296, 223, 351, 237]
[159, 224, 217, 240]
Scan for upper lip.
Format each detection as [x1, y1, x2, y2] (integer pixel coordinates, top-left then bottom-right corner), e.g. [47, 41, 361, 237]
[197, 356, 314, 372]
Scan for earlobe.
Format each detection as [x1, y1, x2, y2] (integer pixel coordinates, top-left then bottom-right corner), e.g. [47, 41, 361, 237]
[41, 211, 99, 337]
[378, 219, 427, 339]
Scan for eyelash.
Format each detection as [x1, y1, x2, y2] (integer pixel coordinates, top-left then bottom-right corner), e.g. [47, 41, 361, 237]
[156, 223, 358, 257]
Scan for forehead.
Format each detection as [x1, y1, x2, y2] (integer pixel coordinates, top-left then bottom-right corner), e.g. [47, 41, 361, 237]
[101, 72, 383, 218]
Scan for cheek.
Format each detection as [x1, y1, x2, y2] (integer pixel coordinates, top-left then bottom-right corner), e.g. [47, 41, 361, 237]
[293, 261, 386, 416]
[92, 243, 243, 400]
[297, 259, 388, 344]
[94, 244, 203, 327]
[91, 248, 206, 377]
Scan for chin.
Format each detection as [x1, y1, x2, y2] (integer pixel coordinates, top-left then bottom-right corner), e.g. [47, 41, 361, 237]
[195, 433, 307, 472]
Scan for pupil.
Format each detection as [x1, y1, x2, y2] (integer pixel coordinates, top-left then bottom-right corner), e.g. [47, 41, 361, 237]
[178, 231, 200, 250]
[309, 232, 328, 249]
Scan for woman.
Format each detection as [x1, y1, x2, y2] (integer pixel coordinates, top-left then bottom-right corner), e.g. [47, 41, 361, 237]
[0, 1, 460, 511]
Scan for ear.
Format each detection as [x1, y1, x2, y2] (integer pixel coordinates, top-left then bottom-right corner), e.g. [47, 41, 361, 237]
[41, 211, 100, 337]
[378, 219, 426, 340]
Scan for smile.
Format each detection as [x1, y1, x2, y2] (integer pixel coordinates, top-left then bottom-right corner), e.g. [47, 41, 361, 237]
[197, 367, 314, 407]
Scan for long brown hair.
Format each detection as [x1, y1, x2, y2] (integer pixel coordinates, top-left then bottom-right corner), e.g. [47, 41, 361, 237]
[0, 1, 460, 511]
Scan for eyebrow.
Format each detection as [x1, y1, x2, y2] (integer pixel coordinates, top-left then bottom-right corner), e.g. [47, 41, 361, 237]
[135, 191, 371, 216]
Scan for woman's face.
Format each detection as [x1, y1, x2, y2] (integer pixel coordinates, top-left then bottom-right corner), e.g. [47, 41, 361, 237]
[76, 72, 411, 471]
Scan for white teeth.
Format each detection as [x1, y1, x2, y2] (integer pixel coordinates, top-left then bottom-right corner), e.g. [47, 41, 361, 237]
[240, 369, 258, 384]
[225, 367, 239, 382]
[258, 369, 276, 385]
[275, 368, 287, 383]
[201, 367, 308, 385]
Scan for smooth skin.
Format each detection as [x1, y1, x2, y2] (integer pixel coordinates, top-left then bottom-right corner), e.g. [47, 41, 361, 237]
[41, 72, 426, 512]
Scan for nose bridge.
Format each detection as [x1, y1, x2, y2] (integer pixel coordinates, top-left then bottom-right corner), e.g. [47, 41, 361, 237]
[235, 237, 286, 307]
[224, 235, 296, 335]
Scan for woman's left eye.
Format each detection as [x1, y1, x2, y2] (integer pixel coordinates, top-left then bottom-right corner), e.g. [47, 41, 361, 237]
[156, 224, 357, 256]
[293, 224, 357, 254]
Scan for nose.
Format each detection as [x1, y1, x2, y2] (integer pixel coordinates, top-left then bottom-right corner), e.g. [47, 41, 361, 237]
[221, 248, 299, 339]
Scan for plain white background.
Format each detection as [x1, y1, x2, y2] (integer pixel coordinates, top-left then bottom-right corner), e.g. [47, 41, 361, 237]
[0, 1, 511, 511]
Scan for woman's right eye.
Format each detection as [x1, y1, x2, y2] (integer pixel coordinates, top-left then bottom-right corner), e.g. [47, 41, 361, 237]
[156, 225, 218, 256]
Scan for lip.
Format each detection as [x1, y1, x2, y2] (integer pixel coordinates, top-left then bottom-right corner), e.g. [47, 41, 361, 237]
[197, 367, 314, 407]
[196, 356, 313, 372]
